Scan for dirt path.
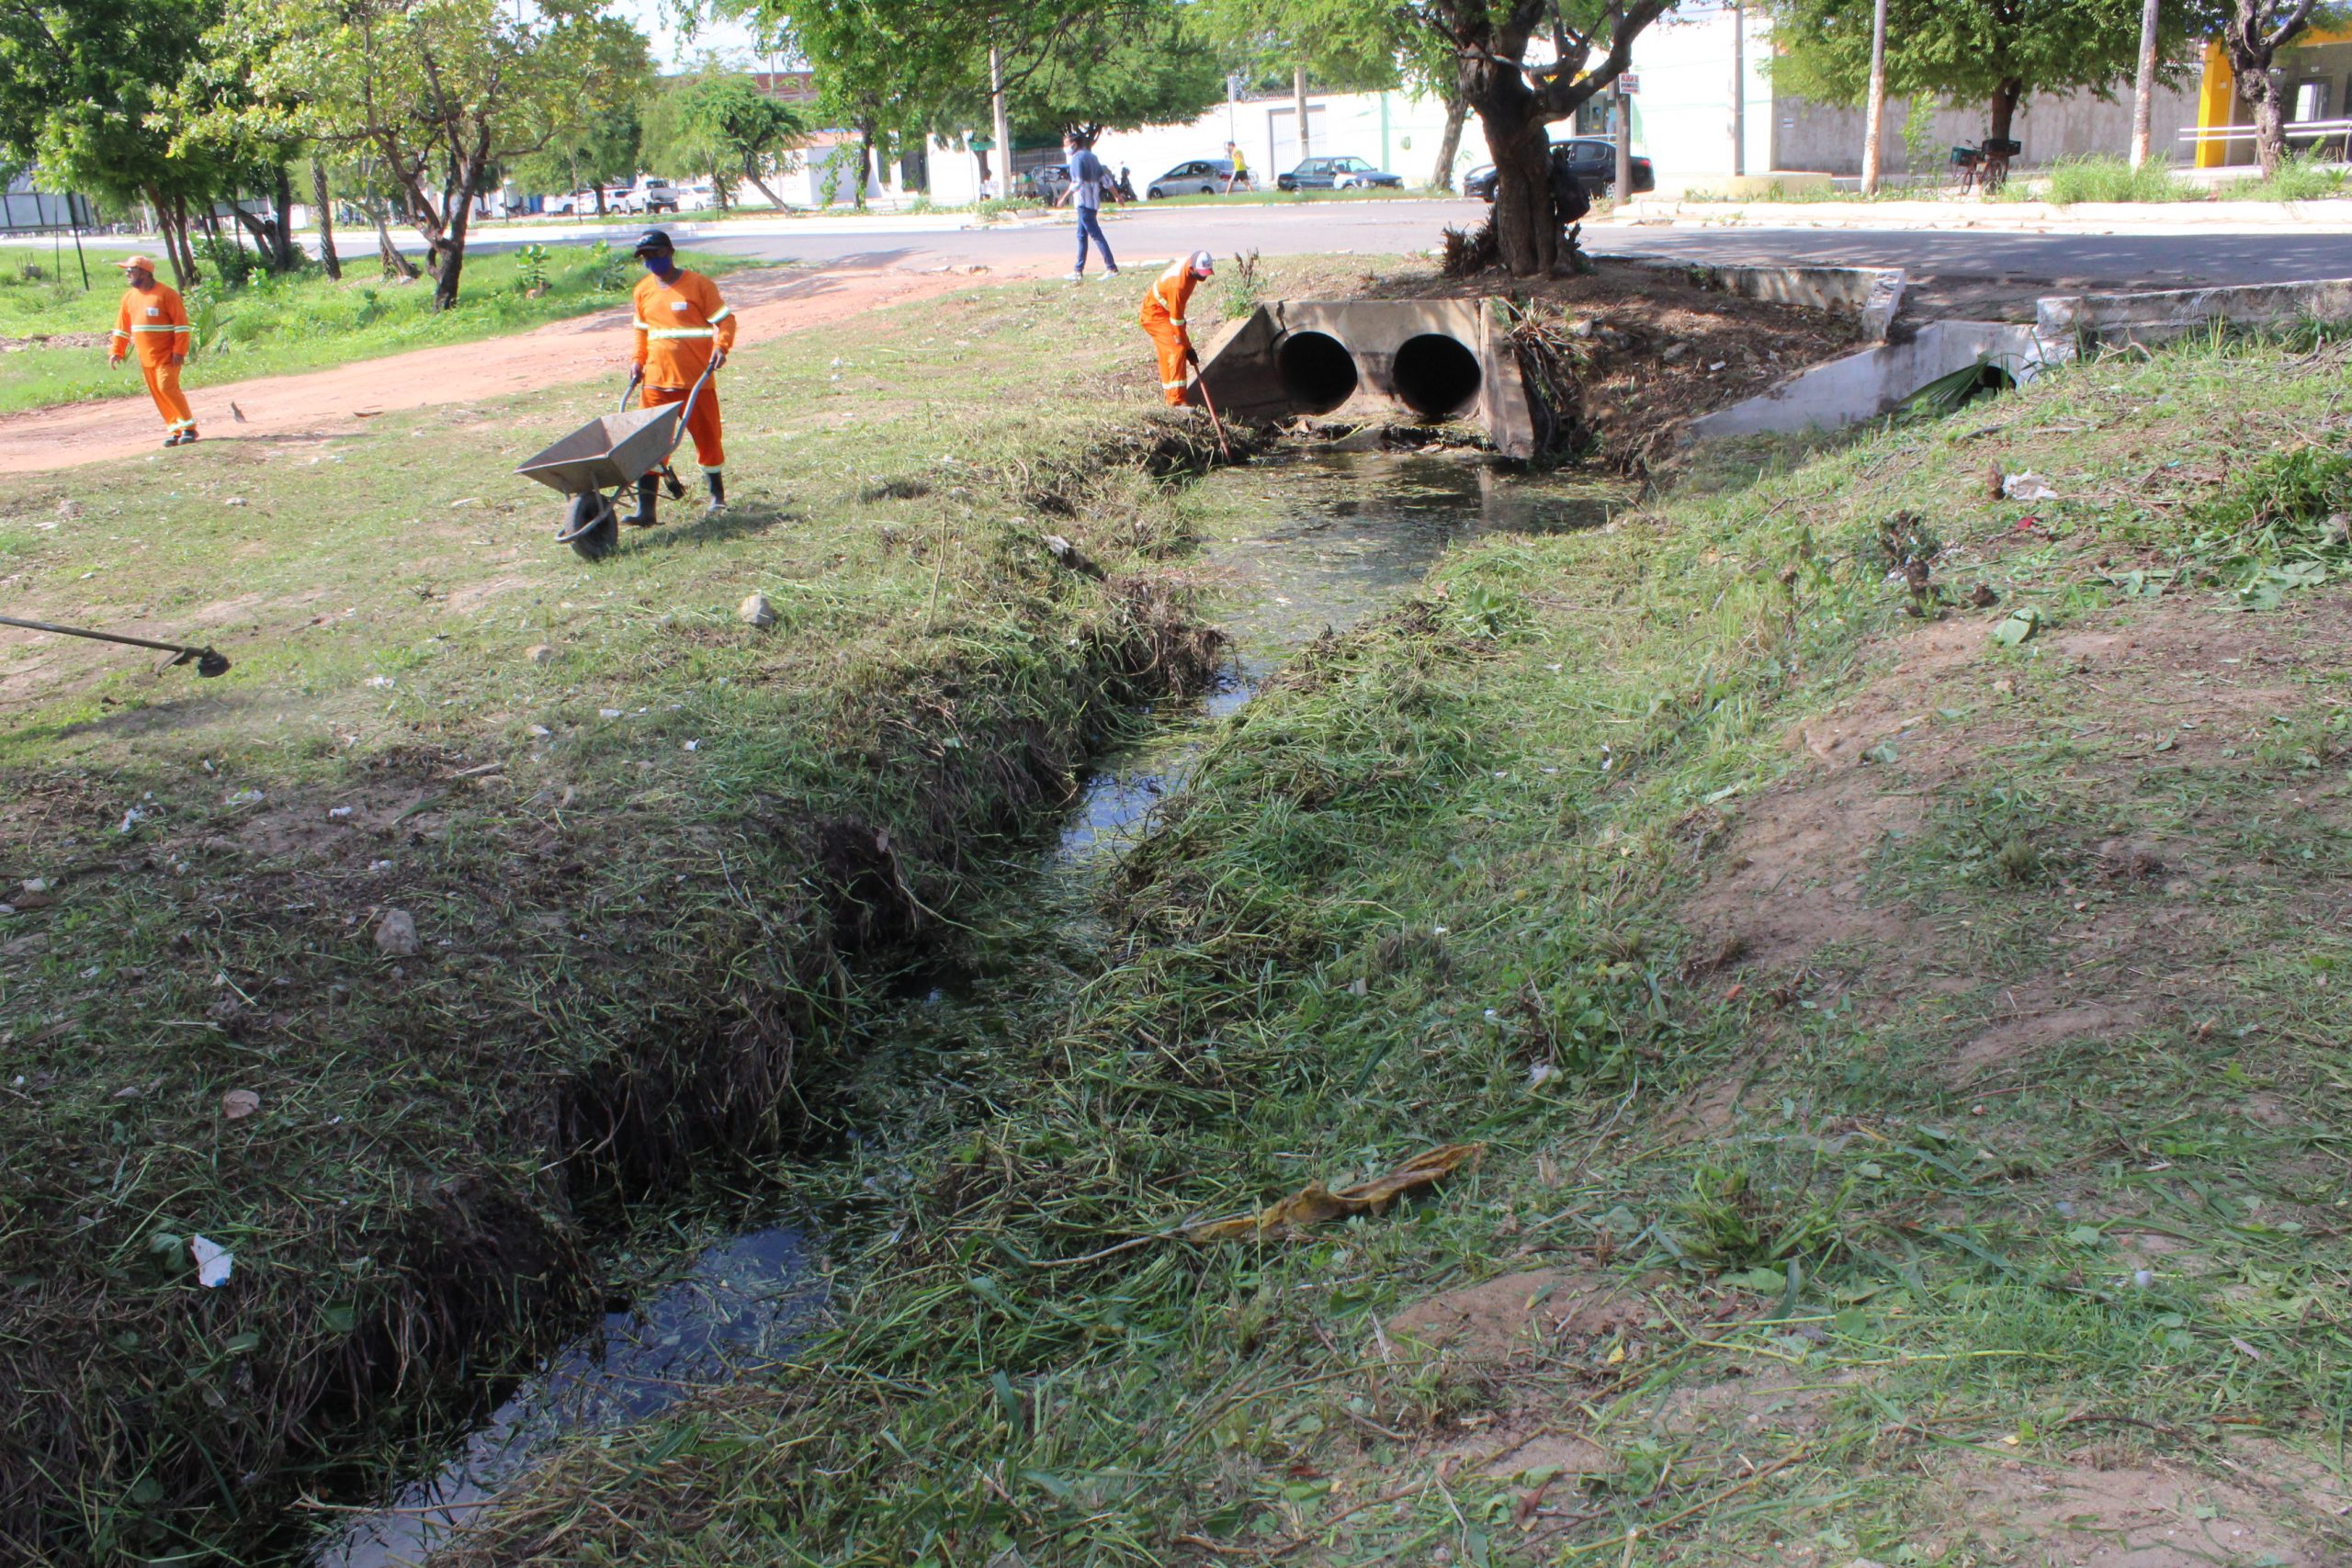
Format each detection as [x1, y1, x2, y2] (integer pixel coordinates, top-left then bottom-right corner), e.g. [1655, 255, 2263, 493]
[0, 256, 1040, 475]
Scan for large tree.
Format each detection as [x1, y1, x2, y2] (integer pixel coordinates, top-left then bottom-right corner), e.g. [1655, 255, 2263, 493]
[1768, 0, 2210, 158]
[1400, 0, 1677, 276]
[2218, 0, 2322, 175]
[1005, 6, 1229, 142]
[0, 0, 261, 288]
[514, 101, 643, 217]
[192, 0, 650, 310]
[642, 70, 810, 209]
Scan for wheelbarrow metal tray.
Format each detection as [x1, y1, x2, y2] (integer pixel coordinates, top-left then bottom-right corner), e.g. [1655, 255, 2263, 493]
[515, 404, 682, 495]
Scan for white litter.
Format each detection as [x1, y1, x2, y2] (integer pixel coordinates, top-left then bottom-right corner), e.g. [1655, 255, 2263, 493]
[2001, 471, 2060, 502]
[226, 789, 265, 807]
[327, 806, 354, 820]
[191, 1235, 233, 1288]
[117, 808, 145, 834]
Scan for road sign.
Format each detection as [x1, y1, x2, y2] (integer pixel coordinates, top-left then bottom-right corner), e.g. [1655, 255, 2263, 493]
[1616, 73, 1640, 96]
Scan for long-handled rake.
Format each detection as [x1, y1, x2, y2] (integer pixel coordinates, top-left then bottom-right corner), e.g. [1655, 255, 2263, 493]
[0, 615, 230, 676]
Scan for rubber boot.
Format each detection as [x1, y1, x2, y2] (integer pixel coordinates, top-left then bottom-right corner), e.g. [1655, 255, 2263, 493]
[705, 470, 726, 511]
[622, 474, 658, 528]
[661, 465, 686, 501]
[180, 428, 199, 445]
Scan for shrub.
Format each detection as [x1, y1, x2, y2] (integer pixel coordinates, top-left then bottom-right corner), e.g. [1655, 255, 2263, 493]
[2040, 154, 2198, 206]
[2232, 154, 2349, 203]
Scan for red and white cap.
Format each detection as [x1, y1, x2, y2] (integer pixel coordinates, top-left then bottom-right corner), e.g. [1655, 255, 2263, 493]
[1189, 250, 1216, 278]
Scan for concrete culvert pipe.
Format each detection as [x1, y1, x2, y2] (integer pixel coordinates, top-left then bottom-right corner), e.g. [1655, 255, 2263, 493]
[1276, 330, 1359, 414]
[1391, 333, 1484, 418]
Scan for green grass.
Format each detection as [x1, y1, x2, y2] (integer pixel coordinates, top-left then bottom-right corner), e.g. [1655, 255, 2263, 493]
[2027, 153, 2202, 205]
[0, 242, 751, 415]
[0, 258, 1274, 1562]
[2224, 153, 2352, 203]
[431, 328, 2352, 1566]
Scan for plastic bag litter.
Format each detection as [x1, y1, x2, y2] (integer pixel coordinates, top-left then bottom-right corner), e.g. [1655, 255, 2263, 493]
[1188, 1143, 1486, 1243]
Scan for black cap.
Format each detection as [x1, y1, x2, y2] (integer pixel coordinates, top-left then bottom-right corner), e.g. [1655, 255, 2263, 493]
[631, 229, 674, 255]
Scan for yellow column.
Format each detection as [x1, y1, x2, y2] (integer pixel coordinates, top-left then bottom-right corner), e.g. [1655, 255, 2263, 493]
[2196, 39, 2235, 169]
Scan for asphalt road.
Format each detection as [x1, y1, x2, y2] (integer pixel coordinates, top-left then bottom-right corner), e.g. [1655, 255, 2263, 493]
[694, 197, 2352, 318]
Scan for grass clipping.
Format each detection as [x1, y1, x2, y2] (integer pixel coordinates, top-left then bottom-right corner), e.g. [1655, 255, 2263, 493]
[1186, 1142, 1484, 1242]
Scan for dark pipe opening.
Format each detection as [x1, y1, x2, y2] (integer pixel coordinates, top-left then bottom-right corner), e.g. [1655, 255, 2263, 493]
[1390, 333, 1484, 418]
[1276, 331, 1359, 414]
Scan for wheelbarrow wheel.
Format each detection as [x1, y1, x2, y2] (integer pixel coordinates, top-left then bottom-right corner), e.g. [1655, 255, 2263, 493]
[560, 491, 619, 561]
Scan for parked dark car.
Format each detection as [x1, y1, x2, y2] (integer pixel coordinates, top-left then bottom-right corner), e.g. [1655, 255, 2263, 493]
[1275, 155, 1405, 192]
[1464, 139, 1656, 199]
[1146, 158, 1255, 197]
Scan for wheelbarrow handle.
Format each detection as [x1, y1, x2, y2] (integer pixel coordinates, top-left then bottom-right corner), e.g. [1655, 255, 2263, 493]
[618, 367, 643, 414]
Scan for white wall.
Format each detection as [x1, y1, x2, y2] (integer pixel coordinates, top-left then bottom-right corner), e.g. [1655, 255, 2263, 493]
[1627, 6, 1772, 187]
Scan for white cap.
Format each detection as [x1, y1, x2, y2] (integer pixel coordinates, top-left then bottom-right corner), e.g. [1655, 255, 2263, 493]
[1189, 250, 1216, 277]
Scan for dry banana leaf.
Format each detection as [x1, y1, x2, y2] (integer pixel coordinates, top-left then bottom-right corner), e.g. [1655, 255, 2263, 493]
[1188, 1143, 1486, 1243]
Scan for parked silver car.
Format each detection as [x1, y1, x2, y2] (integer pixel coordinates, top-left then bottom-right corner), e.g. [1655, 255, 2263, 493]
[1145, 159, 1254, 197]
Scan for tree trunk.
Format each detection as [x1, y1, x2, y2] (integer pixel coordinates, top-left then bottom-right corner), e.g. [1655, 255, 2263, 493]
[311, 159, 341, 279]
[272, 164, 296, 272]
[2129, 0, 2162, 168]
[1431, 96, 1468, 190]
[1988, 81, 2022, 146]
[854, 120, 876, 211]
[171, 194, 200, 284]
[594, 185, 607, 217]
[745, 162, 788, 210]
[1476, 95, 1555, 277]
[147, 184, 188, 288]
[370, 203, 419, 280]
[434, 197, 470, 310]
[2249, 75, 2286, 175]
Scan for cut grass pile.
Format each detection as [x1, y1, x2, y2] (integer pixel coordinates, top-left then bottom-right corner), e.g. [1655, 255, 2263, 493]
[0, 243, 750, 416]
[0, 264, 1255, 1562]
[435, 328, 2352, 1567]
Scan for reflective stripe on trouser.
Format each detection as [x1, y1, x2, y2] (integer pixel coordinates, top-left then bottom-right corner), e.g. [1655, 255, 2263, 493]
[644, 380, 722, 470]
[141, 359, 194, 430]
[1146, 323, 1191, 407]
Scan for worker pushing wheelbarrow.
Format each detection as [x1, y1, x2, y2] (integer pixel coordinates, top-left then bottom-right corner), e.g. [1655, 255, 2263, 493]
[514, 230, 737, 561]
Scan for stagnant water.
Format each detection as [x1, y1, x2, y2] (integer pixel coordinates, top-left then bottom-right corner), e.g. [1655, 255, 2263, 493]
[310, 448, 1624, 1567]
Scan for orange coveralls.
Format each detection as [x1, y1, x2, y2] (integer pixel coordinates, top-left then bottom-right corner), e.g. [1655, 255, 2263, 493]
[630, 267, 737, 472]
[111, 282, 195, 434]
[1139, 258, 1201, 406]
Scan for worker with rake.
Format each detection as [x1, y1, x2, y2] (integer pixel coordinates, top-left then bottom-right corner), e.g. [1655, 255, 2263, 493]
[107, 255, 197, 446]
[1139, 250, 1215, 407]
[627, 229, 736, 520]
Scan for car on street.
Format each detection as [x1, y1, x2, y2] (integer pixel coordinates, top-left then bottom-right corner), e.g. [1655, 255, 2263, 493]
[1145, 159, 1255, 197]
[616, 177, 680, 215]
[1276, 155, 1405, 192]
[544, 189, 598, 216]
[1464, 139, 1656, 199]
[1023, 164, 1071, 202]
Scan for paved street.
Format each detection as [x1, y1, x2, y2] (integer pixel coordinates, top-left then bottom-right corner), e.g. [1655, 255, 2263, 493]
[690, 197, 2352, 319]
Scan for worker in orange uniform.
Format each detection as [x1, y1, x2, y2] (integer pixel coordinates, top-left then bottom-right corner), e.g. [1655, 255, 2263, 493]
[1138, 250, 1215, 407]
[107, 255, 197, 446]
[626, 229, 736, 523]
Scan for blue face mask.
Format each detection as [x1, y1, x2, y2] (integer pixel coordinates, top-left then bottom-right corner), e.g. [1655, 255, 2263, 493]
[643, 254, 675, 277]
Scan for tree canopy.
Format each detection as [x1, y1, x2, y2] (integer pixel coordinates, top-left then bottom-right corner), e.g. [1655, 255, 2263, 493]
[641, 69, 810, 209]
[1766, 0, 2213, 145]
[190, 0, 650, 308]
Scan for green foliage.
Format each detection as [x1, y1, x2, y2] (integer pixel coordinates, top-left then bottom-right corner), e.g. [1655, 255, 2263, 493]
[2232, 152, 2350, 201]
[650, 70, 810, 208]
[192, 234, 261, 289]
[2035, 152, 2199, 203]
[1764, 0, 2210, 129]
[1004, 5, 1229, 138]
[514, 242, 551, 292]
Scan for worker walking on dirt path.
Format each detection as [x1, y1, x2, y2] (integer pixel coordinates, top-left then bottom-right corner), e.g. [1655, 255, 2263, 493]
[107, 255, 197, 447]
[1139, 251, 1215, 407]
[627, 229, 736, 522]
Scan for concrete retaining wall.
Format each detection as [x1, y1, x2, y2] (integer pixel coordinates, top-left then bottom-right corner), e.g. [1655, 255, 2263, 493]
[1611, 255, 1907, 341]
[1684, 321, 2047, 440]
[2038, 278, 2352, 352]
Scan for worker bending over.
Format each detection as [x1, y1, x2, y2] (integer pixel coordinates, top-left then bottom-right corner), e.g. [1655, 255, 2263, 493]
[1138, 251, 1215, 407]
[107, 255, 196, 446]
[628, 229, 736, 522]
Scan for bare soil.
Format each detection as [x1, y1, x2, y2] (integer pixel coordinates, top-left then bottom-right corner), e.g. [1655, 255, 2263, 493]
[0, 258, 1046, 475]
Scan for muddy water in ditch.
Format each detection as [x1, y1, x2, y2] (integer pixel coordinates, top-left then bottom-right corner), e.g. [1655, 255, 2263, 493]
[309, 449, 1624, 1567]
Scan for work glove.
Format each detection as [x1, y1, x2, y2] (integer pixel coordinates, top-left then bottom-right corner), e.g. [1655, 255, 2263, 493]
[711, 349, 727, 371]
[108, 355, 123, 368]
[168, 354, 186, 367]
[1184, 346, 1200, 367]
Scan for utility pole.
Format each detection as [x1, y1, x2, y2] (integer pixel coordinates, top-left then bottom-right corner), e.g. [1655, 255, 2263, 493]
[1615, 80, 1633, 197]
[989, 45, 1012, 198]
[1731, 0, 1747, 178]
[1860, 0, 1889, 194]
[2129, 0, 2162, 169]
[1294, 63, 1311, 164]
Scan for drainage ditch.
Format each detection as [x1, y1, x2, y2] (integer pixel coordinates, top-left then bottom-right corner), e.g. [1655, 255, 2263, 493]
[301, 449, 1629, 1567]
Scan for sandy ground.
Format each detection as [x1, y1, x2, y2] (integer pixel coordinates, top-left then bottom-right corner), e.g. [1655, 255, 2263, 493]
[0, 256, 1046, 475]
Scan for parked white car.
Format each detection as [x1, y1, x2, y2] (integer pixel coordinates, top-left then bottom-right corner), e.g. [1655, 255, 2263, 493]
[616, 178, 680, 215]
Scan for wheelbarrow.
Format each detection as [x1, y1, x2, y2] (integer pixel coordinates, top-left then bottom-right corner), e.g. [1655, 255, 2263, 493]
[514, 360, 716, 560]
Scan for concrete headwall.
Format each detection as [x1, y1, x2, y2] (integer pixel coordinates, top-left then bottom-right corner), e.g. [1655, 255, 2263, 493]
[1684, 321, 2048, 440]
[1615, 256, 1906, 341]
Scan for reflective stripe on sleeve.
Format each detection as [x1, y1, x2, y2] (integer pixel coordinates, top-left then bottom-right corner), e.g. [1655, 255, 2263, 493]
[1169, 318, 1184, 327]
[706, 306, 732, 323]
[110, 329, 131, 339]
